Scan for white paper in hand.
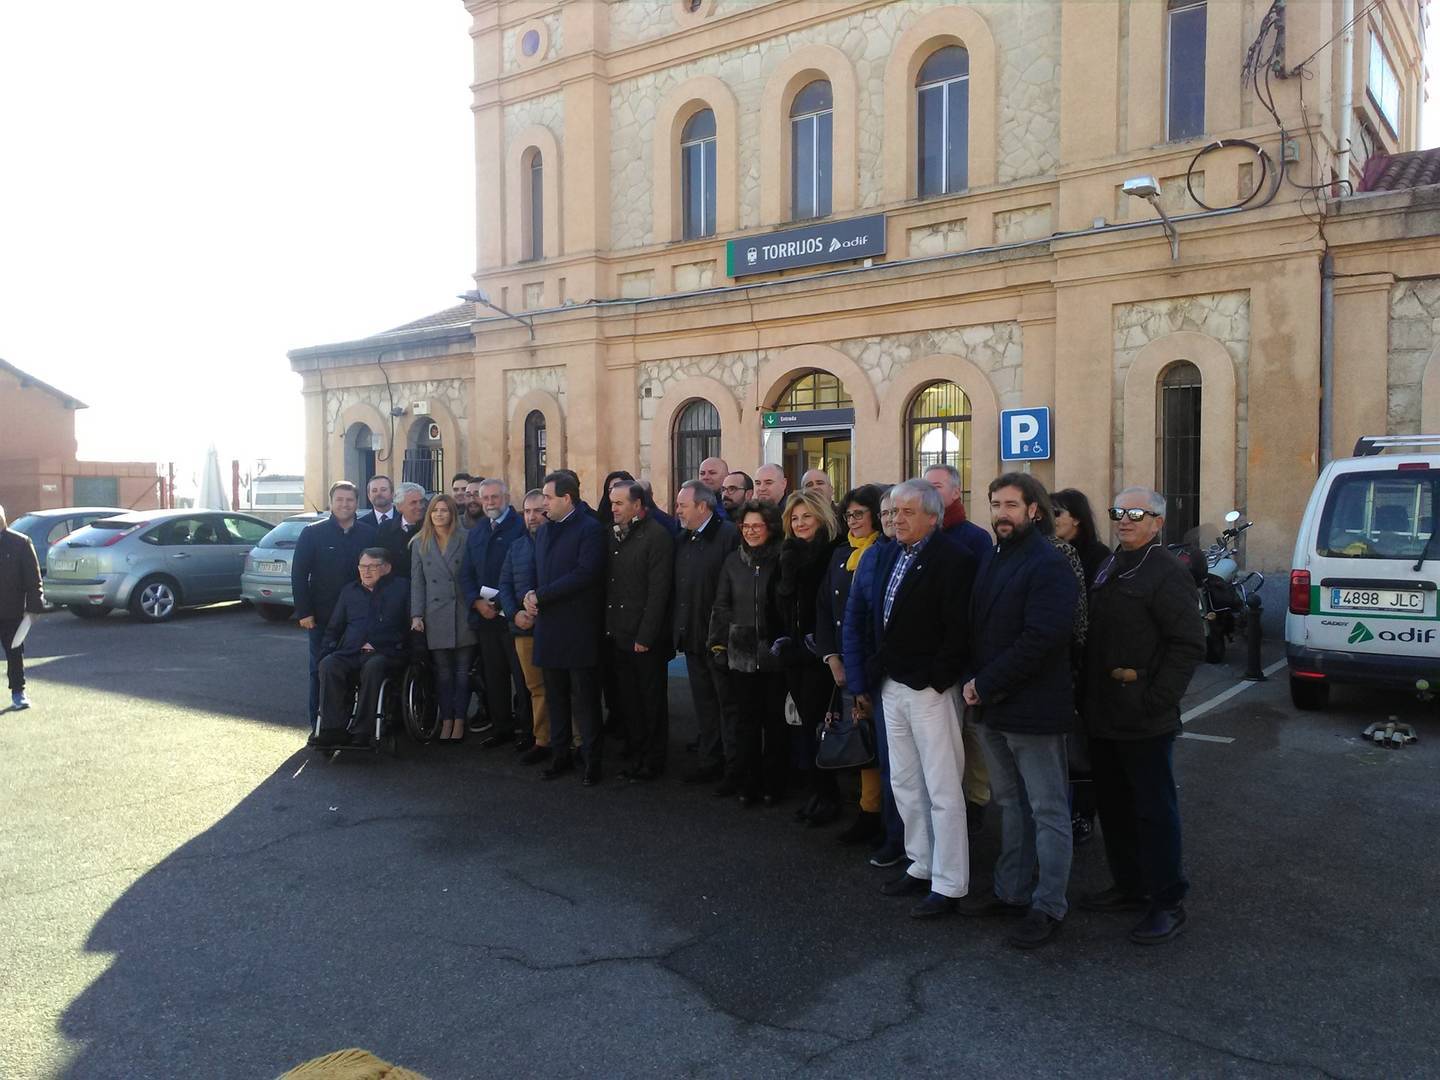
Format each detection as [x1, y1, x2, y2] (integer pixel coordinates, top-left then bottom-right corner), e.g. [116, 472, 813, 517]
[479, 586, 500, 601]
[12, 613, 32, 650]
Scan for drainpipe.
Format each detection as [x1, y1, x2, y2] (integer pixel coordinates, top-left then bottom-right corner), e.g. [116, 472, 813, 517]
[1338, 0, 1355, 187]
[1320, 250, 1336, 467]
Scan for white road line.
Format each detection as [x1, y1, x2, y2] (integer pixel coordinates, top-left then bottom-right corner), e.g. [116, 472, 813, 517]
[1179, 732, 1236, 744]
[1179, 658, 1289, 725]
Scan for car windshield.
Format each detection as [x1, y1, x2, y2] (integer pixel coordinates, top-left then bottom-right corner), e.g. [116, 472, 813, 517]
[1317, 470, 1437, 560]
[258, 520, 309, 549]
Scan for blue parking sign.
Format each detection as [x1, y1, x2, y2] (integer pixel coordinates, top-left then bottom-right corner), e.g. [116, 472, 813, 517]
[1000, 407, 1051, 461]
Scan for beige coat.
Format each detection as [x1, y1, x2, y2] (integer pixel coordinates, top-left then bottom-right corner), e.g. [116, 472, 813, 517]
[410, 531, 477, 650]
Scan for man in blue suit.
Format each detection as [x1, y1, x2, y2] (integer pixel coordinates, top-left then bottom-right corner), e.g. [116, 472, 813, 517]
[960, 473, 1079, 949]
[460, 477, 528, 749]
[525, 470, 608, 785]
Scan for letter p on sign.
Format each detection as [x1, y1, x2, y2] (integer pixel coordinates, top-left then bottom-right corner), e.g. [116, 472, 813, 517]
[999, 407, 1051, 461]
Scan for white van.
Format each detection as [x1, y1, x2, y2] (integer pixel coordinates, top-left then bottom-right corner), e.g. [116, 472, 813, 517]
[1285, 434, 1440, 711]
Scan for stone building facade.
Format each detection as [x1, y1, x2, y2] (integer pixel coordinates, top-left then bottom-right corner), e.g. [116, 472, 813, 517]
[291, 0, 1439, 574]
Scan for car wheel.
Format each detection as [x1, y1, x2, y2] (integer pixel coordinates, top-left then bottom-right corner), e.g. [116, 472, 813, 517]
[130, 577, 181, 623]
[1289, 675, 1329, 711]
[67, 604, 109, 619]
[256, 603, 293, 622]
[1204, 622, 1227, 664]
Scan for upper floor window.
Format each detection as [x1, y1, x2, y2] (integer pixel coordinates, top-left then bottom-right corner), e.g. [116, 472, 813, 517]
[525, 150, 544, 261]
[916, 46, 969, 198]
[681, 109, 717, 240]
[1368, 31, 1401, 134]
[790, 80, 833, 221]
[1166, 0, 1207, 141]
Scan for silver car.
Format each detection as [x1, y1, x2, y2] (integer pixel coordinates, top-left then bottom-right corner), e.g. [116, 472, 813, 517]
[240, 512, 326, 621]
[45, 509, 274, 622]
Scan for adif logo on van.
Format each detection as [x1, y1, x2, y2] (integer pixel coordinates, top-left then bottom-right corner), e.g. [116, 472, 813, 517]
[1348, 622, 1437, 645]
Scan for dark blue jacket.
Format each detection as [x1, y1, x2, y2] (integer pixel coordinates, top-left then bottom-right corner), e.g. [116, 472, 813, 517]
[460, 507, 527, 631]
[291, 515, 377, 626]
[842, 530, 974, 696]
[320, 574, 411, 659]
[498, 530, 537, 636]
[968, 526, 1080, 734]
[648, 505, 681, 538]
[533, 506, 607, 668]
[943, 518, 995, 571]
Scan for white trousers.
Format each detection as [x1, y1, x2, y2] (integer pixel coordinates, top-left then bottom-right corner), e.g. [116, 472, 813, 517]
[881, 679, 970, 898]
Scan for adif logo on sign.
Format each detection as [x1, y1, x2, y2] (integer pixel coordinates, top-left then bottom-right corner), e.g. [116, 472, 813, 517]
[1349, 623, 1375, 645]
[746, 247, 758, 265]
[999, 407, 1051, 461]
[1348, 622, 1436, 645]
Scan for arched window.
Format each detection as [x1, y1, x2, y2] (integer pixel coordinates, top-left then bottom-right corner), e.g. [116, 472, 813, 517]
[524, 410, 548, 492]
[775, 370, 853, 411]
[1157, 361, 1202, 544]
[673, 399, 721, 485]
[916, 46, 969, 197]
[681, 109, 717, 240]
[790, 80, 833, 221]
[524, 148, 544, 261]
[906, 382, 972, 503]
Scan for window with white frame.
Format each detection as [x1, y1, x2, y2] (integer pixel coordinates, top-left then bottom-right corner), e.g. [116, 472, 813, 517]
[790, 80, 833, 221]
[1166, 0, 1207, 141]
[1368, 31, 1401, 134]
[916, 46, 969, 198]
[681, 109, 717, 240]
[526, 150, 544, 261]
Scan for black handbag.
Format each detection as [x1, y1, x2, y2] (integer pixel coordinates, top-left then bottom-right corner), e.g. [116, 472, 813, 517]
[815, 689, 876, 770]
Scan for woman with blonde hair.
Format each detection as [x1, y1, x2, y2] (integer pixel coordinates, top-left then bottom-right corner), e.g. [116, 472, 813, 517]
[410, 493, 477, 741]
[776, 487, 844, 826]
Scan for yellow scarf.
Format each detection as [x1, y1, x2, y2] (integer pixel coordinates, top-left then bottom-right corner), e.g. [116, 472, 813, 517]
[845, 530, 879, 572]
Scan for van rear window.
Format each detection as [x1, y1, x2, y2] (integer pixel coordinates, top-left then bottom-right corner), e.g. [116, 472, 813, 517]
[1317, 470, 1436, 559]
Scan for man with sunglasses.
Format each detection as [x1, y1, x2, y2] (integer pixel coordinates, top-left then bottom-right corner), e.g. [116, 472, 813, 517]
[1080, 486, 1204, 945]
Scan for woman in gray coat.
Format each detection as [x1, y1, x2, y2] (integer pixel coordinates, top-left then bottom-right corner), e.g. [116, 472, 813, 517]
[410, 494, 477, 741]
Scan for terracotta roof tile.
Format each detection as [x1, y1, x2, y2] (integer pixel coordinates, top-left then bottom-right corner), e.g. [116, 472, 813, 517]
[1360, 148, 1440, 192]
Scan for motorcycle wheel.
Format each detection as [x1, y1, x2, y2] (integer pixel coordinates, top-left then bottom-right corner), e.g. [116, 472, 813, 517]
[1204, 621, 1227, 663]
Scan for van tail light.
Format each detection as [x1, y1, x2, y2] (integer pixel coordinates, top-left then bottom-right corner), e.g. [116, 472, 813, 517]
[1289, 570, 1311, 614]
[1292, 670, 1327, 680]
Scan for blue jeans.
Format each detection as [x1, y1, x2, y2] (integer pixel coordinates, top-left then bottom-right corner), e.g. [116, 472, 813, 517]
[869, 692, 904, 848]
[978, 725, 1073, 920]
[431, 646, 476, 722]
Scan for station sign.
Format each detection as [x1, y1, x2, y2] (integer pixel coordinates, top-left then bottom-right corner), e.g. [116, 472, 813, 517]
[728, 215, 886, 278]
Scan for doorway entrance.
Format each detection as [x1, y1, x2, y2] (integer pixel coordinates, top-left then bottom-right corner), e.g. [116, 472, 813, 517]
[763, 370, 855, 498]
[781, 430, 852, 496]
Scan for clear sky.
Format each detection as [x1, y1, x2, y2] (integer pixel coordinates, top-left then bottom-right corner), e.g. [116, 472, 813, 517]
[1, 4, 1436, 498]
[0, 2, 474, 494]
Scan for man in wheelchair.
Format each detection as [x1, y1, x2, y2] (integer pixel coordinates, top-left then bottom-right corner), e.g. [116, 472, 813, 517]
[311, 547, 411, 748]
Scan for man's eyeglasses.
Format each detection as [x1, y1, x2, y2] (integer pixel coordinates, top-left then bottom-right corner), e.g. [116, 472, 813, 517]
[1108, 507, 1161, 522]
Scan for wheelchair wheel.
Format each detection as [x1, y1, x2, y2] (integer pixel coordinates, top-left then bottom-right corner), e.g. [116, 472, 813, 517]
[402, 663, 440, 743]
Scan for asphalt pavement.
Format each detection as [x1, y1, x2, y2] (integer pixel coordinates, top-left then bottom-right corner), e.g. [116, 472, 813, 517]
[1, 603, 1438, 1080]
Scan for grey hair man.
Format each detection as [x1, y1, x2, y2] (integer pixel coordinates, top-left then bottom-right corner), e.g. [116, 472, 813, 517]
[844, 478, 978, 919]
[0, 503, 44, 709]
[1079, 484, 1203, 945]
[672, 478, 741, 787]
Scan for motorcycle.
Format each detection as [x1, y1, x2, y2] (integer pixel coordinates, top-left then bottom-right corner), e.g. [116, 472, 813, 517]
[1169, 510, 1265, 663]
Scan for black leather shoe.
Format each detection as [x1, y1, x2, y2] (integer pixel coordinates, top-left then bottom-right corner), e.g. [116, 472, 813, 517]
[793, 794, 820, 823]
[540, 755, 574, 781]
[868, 842, 906, 868]
[1080, 886, 1150, 913]
[881, 872, 931, 897]
[712, 777, 740, 797]
[837, 811, 883, 846]
[582, 768, 602, 787]
[479, 733, 511, 749]
[910, 892, 958, 919]
[519, 745, 552, 766]
[513, 734, 535, 753]
[1130, 904, 1187, 945]
[804, 799, 841, 828]
[738, 793, 759, 808]
[762, 794, 783, 808]
[312, 729, 348, 748]
[966, 801, 987, 837]
[956, 894, 1029, 918]
[622, 765, 657, 783]
[1008, 909, 1062, 949]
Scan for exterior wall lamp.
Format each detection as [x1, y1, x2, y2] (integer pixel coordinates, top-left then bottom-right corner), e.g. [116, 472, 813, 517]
[1123, 175, 1180, 261]
[458, 289, 535, 340]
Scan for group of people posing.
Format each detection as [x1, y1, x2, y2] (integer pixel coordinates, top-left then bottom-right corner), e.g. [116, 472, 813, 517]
[291, 458, 1205, 951]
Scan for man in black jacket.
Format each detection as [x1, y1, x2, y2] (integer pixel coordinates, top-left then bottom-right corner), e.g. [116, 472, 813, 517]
[313, 547, 411, 747]
[1081, 486, 1204, 945]
[606, 482, 675, 781]
[0, 504, 44, 710]
[845, 479, 976, 919]
[291, 482, 377, 722]
[377, 481, 425, 580]
[672, 480, 740, 788]
[960, 473, 1079, 948]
